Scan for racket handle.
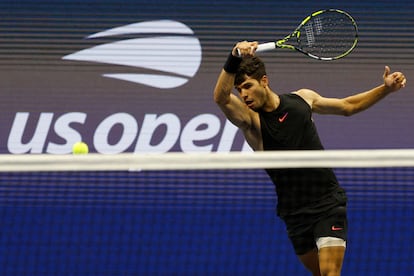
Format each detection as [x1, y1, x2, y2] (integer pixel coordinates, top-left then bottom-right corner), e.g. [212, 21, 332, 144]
[256, 42, 276, 52]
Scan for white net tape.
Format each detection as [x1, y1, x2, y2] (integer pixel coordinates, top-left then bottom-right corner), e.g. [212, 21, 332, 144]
[1, 149, 414, 171]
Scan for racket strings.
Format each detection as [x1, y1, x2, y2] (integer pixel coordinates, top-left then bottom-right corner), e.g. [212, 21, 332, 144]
[299, 13, 357, 59]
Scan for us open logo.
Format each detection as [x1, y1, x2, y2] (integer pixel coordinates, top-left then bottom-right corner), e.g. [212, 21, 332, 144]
[62, 20, 202, 89]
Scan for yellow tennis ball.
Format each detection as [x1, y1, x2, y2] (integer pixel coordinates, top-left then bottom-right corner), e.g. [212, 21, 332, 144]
[72, 142, 89, 154]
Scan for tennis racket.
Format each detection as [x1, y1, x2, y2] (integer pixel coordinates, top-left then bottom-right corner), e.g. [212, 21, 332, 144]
[256, 9, 358, 61]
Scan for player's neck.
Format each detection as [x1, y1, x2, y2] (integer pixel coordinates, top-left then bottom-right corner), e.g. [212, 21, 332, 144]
[262, 91, 280, 112]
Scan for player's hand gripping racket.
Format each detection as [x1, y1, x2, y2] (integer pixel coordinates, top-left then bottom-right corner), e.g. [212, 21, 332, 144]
[255, 9, 358, 61]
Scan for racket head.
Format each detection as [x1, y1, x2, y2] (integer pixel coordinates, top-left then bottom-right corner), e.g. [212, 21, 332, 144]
[277, 9, 358, 60]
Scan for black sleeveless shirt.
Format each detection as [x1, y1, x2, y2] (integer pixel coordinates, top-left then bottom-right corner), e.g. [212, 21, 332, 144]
[259, 93, 345, 217]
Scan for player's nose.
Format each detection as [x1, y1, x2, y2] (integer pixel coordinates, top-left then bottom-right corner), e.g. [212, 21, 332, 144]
[239, 89, 248, 98]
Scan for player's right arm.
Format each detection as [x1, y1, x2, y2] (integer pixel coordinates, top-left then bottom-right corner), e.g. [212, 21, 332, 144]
[213, 69, 253, 130]
[214, 42, 263, 150]
[213, 43, 252, 129]
[214, 68, 263, 150]
[213, 42, 258, 130]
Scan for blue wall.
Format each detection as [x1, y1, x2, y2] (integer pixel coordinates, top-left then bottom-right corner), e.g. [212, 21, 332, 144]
[1, 169, 413, 275]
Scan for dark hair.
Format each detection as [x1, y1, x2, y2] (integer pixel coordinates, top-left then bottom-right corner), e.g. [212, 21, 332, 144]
[234, 56, 267, 86]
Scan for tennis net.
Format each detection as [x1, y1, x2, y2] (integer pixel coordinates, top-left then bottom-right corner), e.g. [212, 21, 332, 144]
[1, 149, 413, 275]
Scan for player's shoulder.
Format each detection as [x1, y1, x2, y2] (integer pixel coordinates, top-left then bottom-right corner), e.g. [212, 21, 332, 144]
[291, 89, 321, 107]
[292, 88, 319, 97]
[292, 88, 321, 99]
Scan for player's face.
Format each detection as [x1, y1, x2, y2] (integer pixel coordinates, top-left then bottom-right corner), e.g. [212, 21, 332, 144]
[235, 76, 267, 111]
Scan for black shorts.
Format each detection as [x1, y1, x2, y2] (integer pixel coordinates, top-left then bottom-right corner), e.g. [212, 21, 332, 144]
[283, 205, 348, 255]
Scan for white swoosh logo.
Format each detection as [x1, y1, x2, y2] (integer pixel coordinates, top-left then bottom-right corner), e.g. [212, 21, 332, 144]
[62, 20, 202, 89]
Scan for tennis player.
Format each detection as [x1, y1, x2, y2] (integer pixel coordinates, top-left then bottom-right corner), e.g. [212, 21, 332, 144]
[213, 41, 406, 276]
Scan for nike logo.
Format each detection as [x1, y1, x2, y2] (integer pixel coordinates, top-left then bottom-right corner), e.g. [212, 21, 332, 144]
[278, 112, 288, 123]
[331, 226, 343, 231]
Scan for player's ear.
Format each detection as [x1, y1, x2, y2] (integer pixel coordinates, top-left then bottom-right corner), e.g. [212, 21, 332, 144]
[260, 75, 269, 87]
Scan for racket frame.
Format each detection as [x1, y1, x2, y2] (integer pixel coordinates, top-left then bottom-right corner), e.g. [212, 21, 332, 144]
[257, 9, 358, 61]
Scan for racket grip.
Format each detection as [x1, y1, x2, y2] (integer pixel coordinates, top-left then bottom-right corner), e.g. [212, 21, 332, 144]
[256, 42, 276, 52]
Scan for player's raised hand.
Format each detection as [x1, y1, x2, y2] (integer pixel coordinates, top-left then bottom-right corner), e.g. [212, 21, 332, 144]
[383, 66, 406, 92]
[233, 41, 258, 57]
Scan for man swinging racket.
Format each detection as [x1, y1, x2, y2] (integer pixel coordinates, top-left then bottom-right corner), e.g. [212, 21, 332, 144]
[213, 40, 406, 276]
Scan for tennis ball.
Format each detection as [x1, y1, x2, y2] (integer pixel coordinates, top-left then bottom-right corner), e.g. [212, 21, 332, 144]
[72, 142, 89, 154]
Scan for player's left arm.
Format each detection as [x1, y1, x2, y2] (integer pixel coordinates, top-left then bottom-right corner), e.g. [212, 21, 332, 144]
[296, 66, 407, 116]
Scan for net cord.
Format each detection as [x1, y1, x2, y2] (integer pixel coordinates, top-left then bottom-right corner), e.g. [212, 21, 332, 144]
[1, 149, 414, 172]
